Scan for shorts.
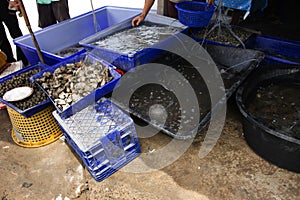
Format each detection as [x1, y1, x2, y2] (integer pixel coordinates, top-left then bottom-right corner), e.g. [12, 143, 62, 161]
[37, 0, 70, 28]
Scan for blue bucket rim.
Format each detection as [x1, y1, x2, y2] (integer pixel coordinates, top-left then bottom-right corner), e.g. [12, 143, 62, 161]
[175, 1, 216, 13]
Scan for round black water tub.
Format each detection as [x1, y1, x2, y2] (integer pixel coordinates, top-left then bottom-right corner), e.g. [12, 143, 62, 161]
[236, 64, 300, 173]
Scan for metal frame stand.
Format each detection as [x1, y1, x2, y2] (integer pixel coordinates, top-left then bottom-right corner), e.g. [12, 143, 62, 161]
[202, 0, 246, 48]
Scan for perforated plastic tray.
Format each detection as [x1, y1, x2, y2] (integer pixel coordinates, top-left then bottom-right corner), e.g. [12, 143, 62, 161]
[111, 43, 264, 139]
[52, 98, 140, 182]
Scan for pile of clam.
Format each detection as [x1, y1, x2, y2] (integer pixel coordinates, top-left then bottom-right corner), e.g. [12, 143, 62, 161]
[0, 68, 48, 110]
[195, 25, 252, 46]
[36, 60, 113, 111]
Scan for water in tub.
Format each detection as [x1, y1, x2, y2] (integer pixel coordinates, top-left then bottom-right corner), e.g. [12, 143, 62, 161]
[92, 22, 182, 55]
[247, 81, 300, 138]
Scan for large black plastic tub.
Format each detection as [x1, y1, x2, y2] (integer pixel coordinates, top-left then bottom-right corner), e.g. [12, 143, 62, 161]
[112, 42, 264, 139]
[236, 64, 300, 172]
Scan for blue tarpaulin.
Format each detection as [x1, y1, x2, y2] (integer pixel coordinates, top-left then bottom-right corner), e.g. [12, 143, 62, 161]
[214, 0, 252, 11]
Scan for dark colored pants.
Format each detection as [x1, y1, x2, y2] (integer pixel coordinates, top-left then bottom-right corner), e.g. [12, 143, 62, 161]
[167, 1, 178, 19]
[0, 0, 28, 65]
[37, 0, 70, 28]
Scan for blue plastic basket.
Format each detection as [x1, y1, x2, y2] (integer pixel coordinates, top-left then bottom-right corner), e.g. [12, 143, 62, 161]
[0, 63, 52, 118]
[175, 2, 216, 28]
[30, 52, 121, 119]
[52, 98, 141, 182]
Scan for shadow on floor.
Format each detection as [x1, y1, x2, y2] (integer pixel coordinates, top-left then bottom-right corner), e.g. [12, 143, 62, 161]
[0, 109, 14, 145]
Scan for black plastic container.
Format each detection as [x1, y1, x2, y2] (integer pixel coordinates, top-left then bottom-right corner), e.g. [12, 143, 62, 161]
[236, 64, 300, 173]
[112, 43, 264, 139]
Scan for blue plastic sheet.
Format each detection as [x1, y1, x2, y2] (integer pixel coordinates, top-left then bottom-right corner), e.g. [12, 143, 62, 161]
[251, 0, 268, 13]
[214, 0, 251, 11]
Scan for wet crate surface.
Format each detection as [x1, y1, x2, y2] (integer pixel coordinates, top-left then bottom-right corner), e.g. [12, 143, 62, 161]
[30, 52, 121, 119]
[14, 6, 142, 66]
[79, 13, 186, 71]
[53, 98, 140, 182]
[111, 43, 264, 139]
[0, 64, 51, 117]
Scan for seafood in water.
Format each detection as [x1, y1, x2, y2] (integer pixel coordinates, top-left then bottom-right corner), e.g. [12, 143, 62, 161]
[248, 82, 300, 138]
[92, 22, 183, 55]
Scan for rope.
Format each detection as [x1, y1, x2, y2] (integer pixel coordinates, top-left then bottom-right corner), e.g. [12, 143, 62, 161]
[201, 0, 246, 48]
[89, 0, 100, 32]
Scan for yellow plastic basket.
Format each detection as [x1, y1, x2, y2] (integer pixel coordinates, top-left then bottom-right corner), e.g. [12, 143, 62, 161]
[7, 105, 63, 148]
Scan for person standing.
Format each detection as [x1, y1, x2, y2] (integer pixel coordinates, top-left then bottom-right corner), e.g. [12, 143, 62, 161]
[132, 0, 192, 27]
[132, 0, 155, 27]
[36, 0, 70, 28]
[0, 0, 28, 66]
[167, 0, 193, 19]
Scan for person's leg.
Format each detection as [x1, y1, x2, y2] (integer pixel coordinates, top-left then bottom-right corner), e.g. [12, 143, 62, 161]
[167, 1, 178, 19]
[37, 3, 56, 28]
[0, 22, 16, 63]
[3, 12, 28, 66]
[52, 0, 70, 22]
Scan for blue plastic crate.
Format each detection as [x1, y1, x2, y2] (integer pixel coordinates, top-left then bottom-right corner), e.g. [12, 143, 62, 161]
[52, 98, 141, 182]
[0, 63, 52, 117]
[30, 52, 121, 119]
[175, 1, 216, 28]
[79, 13, 186, 71]
[184, 25, 254, 48]
[244, 34, 300, 65]
[14, 6, 143, 66]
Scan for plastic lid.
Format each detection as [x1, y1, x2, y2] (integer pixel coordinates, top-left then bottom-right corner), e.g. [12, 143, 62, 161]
[3, 86, 33, 102]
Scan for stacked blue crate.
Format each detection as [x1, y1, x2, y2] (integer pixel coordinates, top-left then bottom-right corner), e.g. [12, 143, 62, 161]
[53, 98, 140, 182]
